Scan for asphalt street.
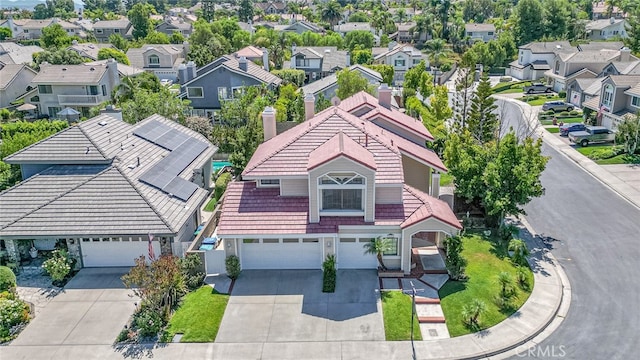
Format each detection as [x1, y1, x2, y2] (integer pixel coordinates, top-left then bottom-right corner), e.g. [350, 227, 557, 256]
[499, 100, 640, 359]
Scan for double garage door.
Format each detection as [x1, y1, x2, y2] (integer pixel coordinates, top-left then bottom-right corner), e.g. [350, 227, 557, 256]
[81, 238, 162, 267]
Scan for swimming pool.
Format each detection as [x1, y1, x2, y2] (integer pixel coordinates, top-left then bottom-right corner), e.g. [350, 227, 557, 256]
[212, 161, 232, 173]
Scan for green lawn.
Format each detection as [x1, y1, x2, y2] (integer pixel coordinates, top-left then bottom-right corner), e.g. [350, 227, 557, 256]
[545, 127, 559, 133]
[522, 96, 562, 106]
[203, 197, 217, 212]
[439, 234, 533, 337]
[540, 117, 583, 125]
[381, 291, 422, 341]
[163, 286, 230, 342]
[493, 88, 524, 94]
[440, 173, 453, 186]
[575, 145, 640, 165]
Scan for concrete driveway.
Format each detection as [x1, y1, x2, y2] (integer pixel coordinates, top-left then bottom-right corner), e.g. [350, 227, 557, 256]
[10, 268, 136, 346]
[216, 270, 384, 343]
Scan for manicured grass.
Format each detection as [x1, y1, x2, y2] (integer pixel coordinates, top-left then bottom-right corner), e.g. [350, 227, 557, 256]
[203, 197, 217, 212]
[440, 173, 453, 186]
[545, 127, 559, 133]
[439, 234, 534, 337]
[493, 88, 524, 94]
[540, 116, 583, 125]
[163, 286, 230, 342]
[575, 144, 614, 157]
[381, 291, 422, 341]
[575, 145, 640, 165]
[521, 96, 562, 106]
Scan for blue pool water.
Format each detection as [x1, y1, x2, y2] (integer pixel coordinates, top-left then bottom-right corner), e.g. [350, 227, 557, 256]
[213, 161, 232, 173]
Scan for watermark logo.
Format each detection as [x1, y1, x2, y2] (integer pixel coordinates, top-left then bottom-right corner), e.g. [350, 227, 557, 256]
[515, 345, 566, 358]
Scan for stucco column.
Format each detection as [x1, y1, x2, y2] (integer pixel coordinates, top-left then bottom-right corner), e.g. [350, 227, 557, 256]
[4, 239, 19, 263]
[66, 238, 82, 270]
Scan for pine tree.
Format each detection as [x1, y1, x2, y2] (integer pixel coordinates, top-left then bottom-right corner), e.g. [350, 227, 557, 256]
[467, 75, 499, 145]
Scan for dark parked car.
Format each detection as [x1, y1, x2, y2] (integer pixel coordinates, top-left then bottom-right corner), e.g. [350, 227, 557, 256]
[559, 123, 586, 136]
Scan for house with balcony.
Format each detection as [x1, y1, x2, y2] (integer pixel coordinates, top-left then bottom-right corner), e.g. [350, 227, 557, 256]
[585, 18, 628, 40]
[545, 47, 637, 92]
[0, 63, 37, 108]
[583, 75, 640, 129]
[93, 18, 133, 43]
[22, 18, 83, 40]
[215, 88, 461, 271]
[285, 46, 350, 84]
[0, 113, 217, 267]
[155, 18, 193, 37]
[392, 22, 416, 43]
[372, 43, 428, 85]
[27, 60, 120, 118]
[180, 56, 282, 118]
[127, 44, 187, 82]
[465, 23, 496, 43]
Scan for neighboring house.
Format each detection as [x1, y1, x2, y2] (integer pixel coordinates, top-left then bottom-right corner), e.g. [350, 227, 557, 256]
[545, 47, 636, 92]
[68, 41, 114, 61]
[465, 23, 496, 42]
[599, 59, 640, 77]
[22, 19, 83, 40]
[215, 89, 461, 272]
[394, 22, 416, 43]
[583, 75, 640, 129]
[592, 1, 625, 19]
[0, 42, 44, 65]
[28, 60, 120, 118]
[0, 17, 27, 39]
[0, 63, 37, 108]
[238, 21, 255, 34]
[233, 45, 267, 63]
[388, 7, 420, 21]
[93, 18, 133, 42]
[279, 20, 323, 34]
[127, 44, 187, 82]
[180, 55, 282, 118]
[0, 113, 216, 268]
[155, 17, 193, 37]
[372, 43, 429, 85]
[585, 18, 628, 40]
[333, 22, 376, 37]
[508, 41, 573, 80]
[299, 64, 383, 100]
[255, 1, 287, 14]
[286, 46, 350, 83]
[85, 59, 145, 77]
[566, 77, 602, 107]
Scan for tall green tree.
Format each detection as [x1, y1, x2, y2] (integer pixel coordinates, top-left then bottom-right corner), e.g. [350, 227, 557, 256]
[467, 75, 499, 145]
[321, 1, 343, 26]
[365, 64, 394, 85]
[336, 68, 374, 99]
[97, 48, 130, 65]
[40, 23, 73, 49]
[625, 10, 640, 54]
[119, 88, 190, 123]
[615, 114, 640, 155]
[513, 0, 544, 45]
[0, 28, 12, 41]
[238, 0, 254, 23]
[32, 49, 85, 70]
[345, 30, 374, 51]
[424, 39, 452, 68]
[109, 33, 129, 52]
[543, 0, 570, 39]
[128, 3, 155, 40]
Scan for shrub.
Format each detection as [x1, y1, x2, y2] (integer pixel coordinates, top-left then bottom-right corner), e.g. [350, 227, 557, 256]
[461, 299, 486, 328]
[497, 271, 515, 298]
[516, 267, 530, 290]
[271, 69, 305, 87]
[569, 110, 580, 116]
[0, 267, 16, 292]
[133, 306, 164, 339]
[179, 254, 205, 291]
[508, 239, 530, 266]
[225, 255, 241, 280]
[322, 254, 336, 293]
[41, 249, 72, 284]
[558, 91, 566, 98]
[558, 111, 570, 117]
[443, 235, 467, 280]
[214, 172, 232, 201]
[0, 298, 30, 342]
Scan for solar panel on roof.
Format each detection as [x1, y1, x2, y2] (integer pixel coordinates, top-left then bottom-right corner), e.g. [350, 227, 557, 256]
[133, 120, 174, 145]
[164, 177, 199, 201]
[155, 130, 190, 150]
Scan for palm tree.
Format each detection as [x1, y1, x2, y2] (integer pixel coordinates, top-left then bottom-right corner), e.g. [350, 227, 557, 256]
[112, 76, 137, 104]
[424, 38, 452, 68]
[508, 239, 529, 266]
[394, 8, 407, 23]
[321, 1, 343, 27]
[363, 236, 395, 271]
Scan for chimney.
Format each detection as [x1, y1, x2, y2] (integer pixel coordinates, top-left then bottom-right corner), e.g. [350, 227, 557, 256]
[182, 41, 190, 57]
[72, 39, 78, 45]
[388, 41, 396, 51]
[304, 92, 315, 121]
[377, 84, 392, 109]
[262, 47, 269, 71]
[610, 17, 615, 24]
[262, 106, 276, 141]
[346, 51, 351, 67]
[100, 104, 123, 121]
[177, 63, 187, 84]
[431, 172, 441, 199]
[239, 56, 248, 71]
[106, 58, 119, 93]
[621, 47, 631, 62]
[186, 60, 196, 80]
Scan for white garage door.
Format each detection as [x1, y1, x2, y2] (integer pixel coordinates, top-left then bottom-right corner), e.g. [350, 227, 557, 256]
[81, 239, 161, 267]
[338, 238, 378, 269]
[241, 238, 322, 270]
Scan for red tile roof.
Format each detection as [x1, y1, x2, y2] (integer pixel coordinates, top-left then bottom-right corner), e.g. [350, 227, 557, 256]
[307, 131, 377, 171]
[216, 181, 460, 236]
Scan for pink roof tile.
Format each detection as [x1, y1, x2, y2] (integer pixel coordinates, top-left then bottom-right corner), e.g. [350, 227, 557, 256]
[307, 131, 377, 171]
[216, 181, 460, 236]
[234, 45, 264, 59]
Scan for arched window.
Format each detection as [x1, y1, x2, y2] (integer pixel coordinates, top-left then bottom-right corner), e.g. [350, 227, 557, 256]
[554, 61, 560, 74]
[602, 84, 614, 108]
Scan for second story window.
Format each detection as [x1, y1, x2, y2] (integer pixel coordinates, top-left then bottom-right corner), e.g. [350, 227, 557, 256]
[148, 55, 160, 65]
[88, 86, 99, 95]
[218, 87, 228, 100]
[187, 87, 204, 98]
[554, 61, 560, 74]
[394, 59, 405, 67]
[295, 57, 310, 67]
[631, 96, 640, 108]
[602, 84, 614, 108]
[38, 85, 52, 94]
[318, 173, 365, 213]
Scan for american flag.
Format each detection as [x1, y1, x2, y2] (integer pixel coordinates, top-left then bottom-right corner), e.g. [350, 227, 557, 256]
[148, 233, 156, 261]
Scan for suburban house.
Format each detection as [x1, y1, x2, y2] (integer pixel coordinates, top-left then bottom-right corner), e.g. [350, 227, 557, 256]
[464, 23, 496, 42]
[0, 17, 28, 39]
[68, 41, 114, 61]
[545, 47, 636, 92]
[279, 20, 324, 34]
[180, 55, 282, 118]
[333, 23, 378, 40]
[508, 41, 573, 80]
[585, 18, 628, 40]
[93, 18, 133, 43]
[393, 22, 416, 43]
[372, 43, 429, 85]
[127, 44, 187, 82]
[0, 113, 217, 267]
[566, 77, 602, 107]
[255, 1, 287, 14]
[215, 88, 461, 272]
[300, 65, 383, 101]
[388, 7, 421, 21]
[583, 75, 640, 129]
[0, 63, 37, 108]
[27, 60, 120, 118]
[21, 19, 83, 40]
[285, 46, 350, 84]
[233, 45, 267, 64]
[0, 42, 43, 65]
[600, 59, 640, 77]
[155, 18, 193, 38]
[592, 1, 625, 19]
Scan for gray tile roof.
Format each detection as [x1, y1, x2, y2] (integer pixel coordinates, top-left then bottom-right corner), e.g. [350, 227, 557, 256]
[93, 18, 131, 29]
[126, 44, 185, 69]
[464, 23, 496, 32]
[0, 64, 35, 90]
[577, 41, 624, 51]
[0, 114, 217, 237]
[31, 63, 108, 84]
[586, 19, 625, 31]
[520, 41, 573, 53]
[85, 59, 144, 77]
[68, 43, 113, 60]
[0, 42, 44, 65]
[334, 22, 372, 33]
[300, 65, 382, 96]
[608, 75, 640, 87]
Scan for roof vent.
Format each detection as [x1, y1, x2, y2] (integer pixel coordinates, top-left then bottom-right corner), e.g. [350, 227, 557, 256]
[85, 146, 90, 154]
[127, 164, 136, 169]
[62, 67, 67, 71]
[98, 120, 108, 126]
[90, 67, 95, 71]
